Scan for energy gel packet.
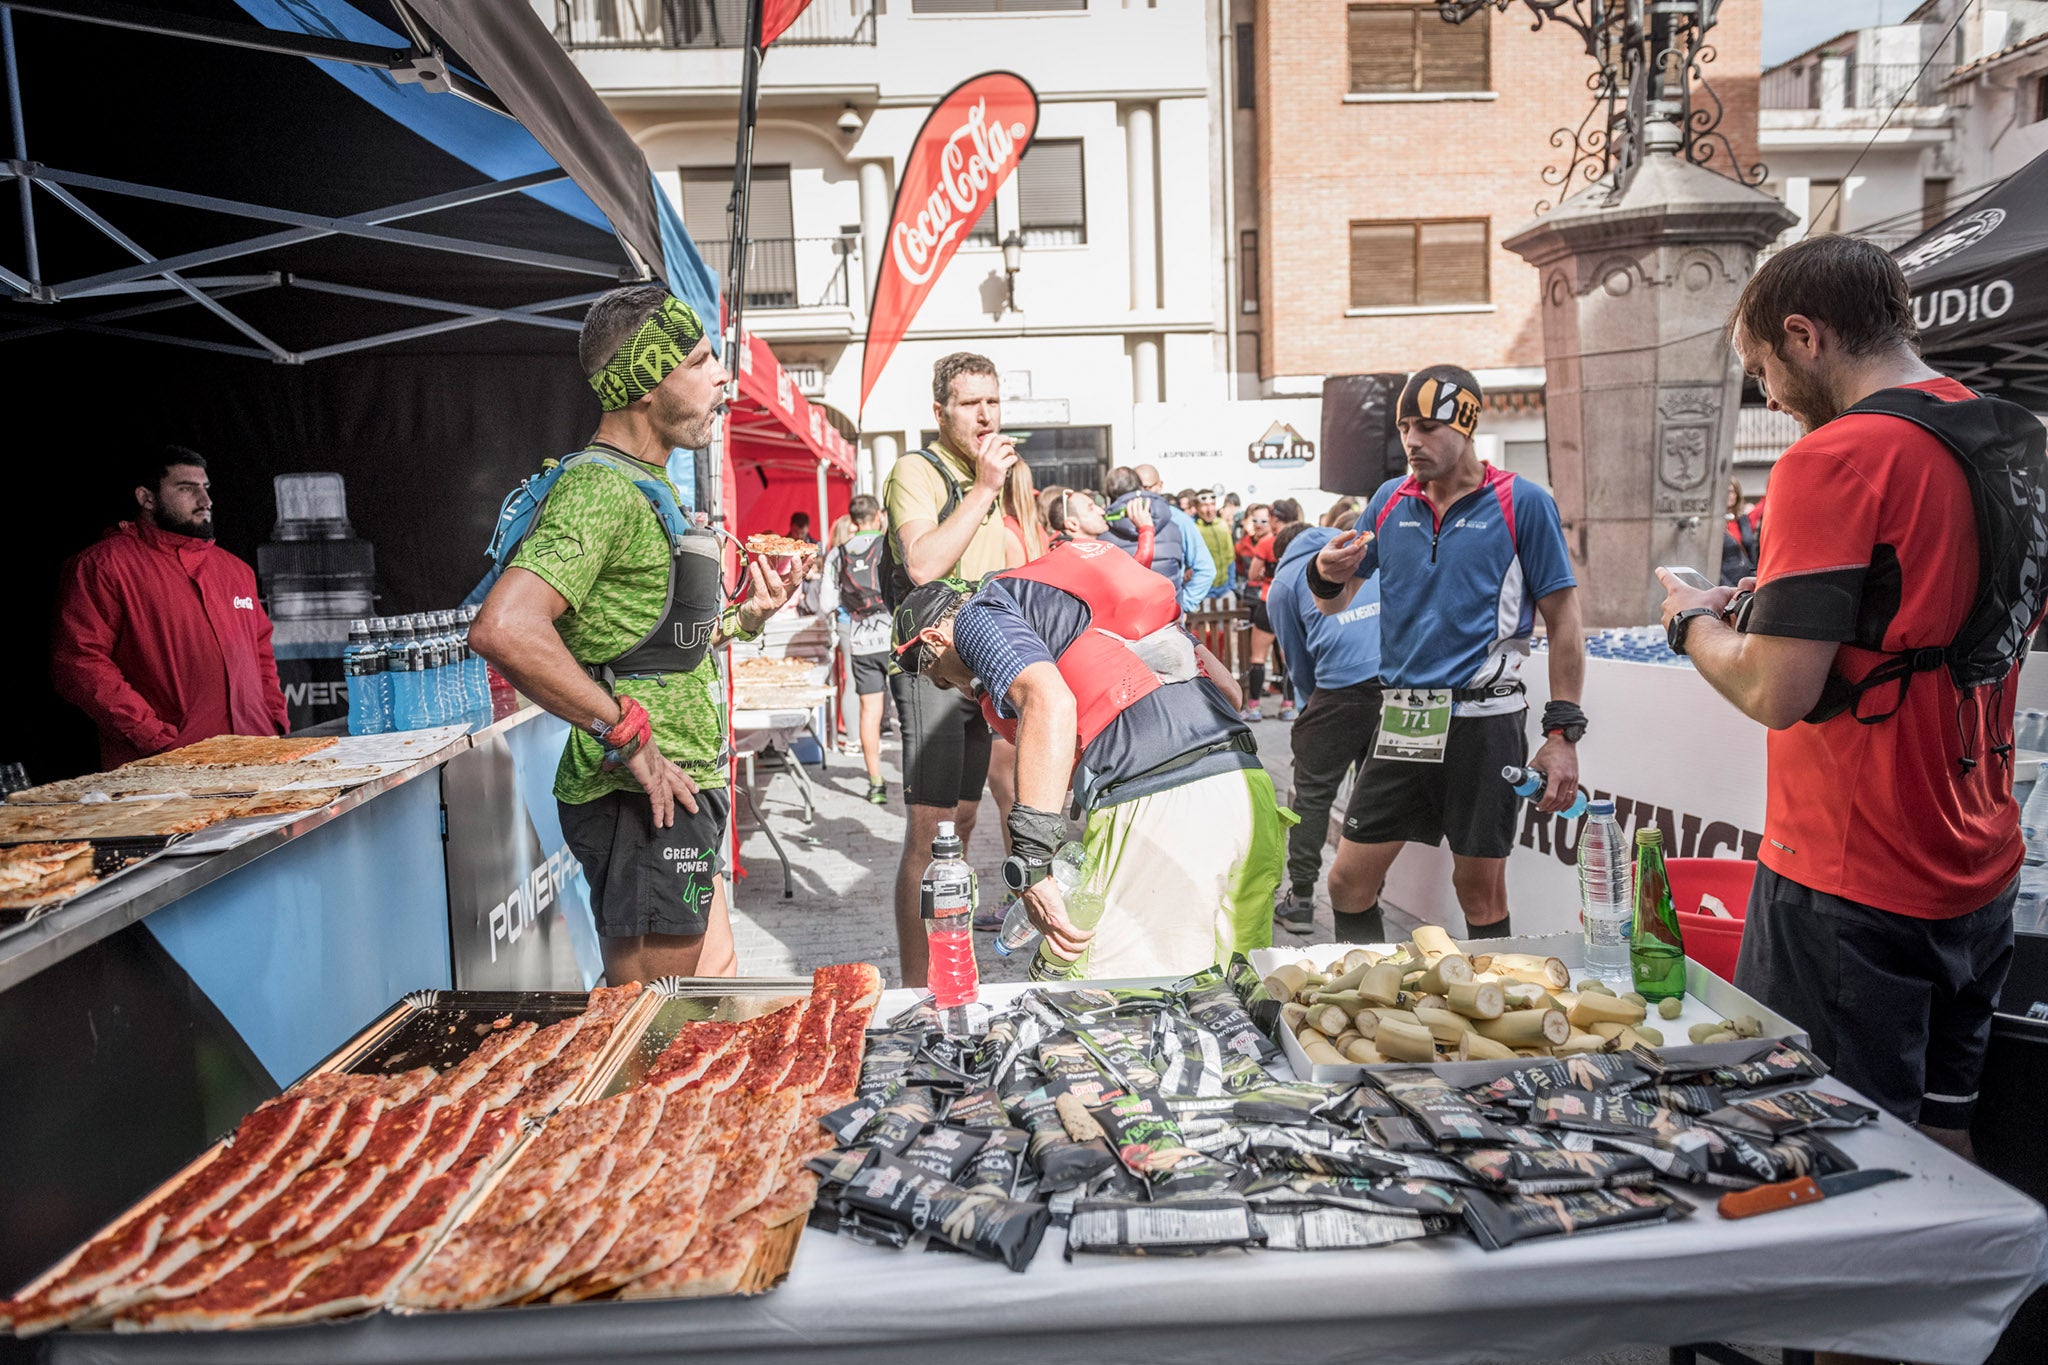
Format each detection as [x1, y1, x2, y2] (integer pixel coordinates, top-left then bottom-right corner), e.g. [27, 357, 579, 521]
[1176, 969, 1282, 1063]
[943, 1087, 1009, 1130]
[1224, 952, 1284, 1037]
[1064, 1197, 1265, 1257]
[1035, 1034, 1113, 1104]
[859, 1031, 925, 1091]
[818, 1084, 903, 1146]
[961, 1127, 1030, 1198]
[1011, 1085, 1118, 1191]
[1254, 1206, 1458, 1251]
[1365, 1115, 1435, 1153]
[1236, 1123, 1476, 1185]
[1227, 1081, 1343, 1126]
[1313, 1081, 1404, 1129]
[1528, 1089, 1696, 1141]
[832, 1151, 1050, 1271]
[1703, 1089, 1879, 1138]
[1469, 1052, 1654, 1109]
[902, 1124, 987, 1182]
[1090, 1089, 1202, 1182]
[1461, 1184, 1693, 1251]
[1658, 1041, 1829, 1090]
[1241, 1173, 1465, 1218]
[854, 1086, 938, 1154]
[1639, 1083, 1729, 1117]
[1377, 1068, 1516, 1145]
[805, 1201, 916, 1249]
[1457, 1146, 1662, 1194]
[1565, 1123, 1855, 1189]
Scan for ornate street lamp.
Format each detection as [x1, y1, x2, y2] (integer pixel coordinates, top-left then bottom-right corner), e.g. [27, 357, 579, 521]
[1000, 230, 1024, 313]
[1436, 0, 1763, 212]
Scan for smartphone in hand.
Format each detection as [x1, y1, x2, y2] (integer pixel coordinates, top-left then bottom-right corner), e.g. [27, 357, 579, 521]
[1658, 565, 1715, 592]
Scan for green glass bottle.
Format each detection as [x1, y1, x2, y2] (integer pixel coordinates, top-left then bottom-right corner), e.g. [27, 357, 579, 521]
[1629, 827, 1687, 1001]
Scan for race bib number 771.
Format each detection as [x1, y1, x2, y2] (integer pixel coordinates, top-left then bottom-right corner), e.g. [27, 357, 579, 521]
[1374, 688, 1452, 763]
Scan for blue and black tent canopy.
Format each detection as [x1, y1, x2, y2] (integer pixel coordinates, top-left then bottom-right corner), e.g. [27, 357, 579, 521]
[0, 0, 720, 360]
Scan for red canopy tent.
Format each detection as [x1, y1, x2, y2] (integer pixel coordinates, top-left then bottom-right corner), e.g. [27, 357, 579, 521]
[722, 329, 857, 542]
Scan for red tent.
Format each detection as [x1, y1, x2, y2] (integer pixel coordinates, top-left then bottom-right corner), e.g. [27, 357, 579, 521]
[723, 330, 856, 542]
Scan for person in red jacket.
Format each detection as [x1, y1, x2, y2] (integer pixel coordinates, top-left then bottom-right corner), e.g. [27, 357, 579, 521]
[52, 448, 290, 769]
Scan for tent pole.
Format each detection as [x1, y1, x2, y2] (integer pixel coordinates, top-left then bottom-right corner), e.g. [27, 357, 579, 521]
[2, 9, 40, 292]
[817, 458, 829, 548]
[714, 0, 766, 540]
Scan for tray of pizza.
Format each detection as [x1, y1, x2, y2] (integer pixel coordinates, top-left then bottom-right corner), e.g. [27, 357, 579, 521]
[0, 790, 346, 846]
[389, 962, 883, 1314]
[0, 983, 650, 1336]
[7, 766, 381, 805]
[127, 736, 341, 768]
[0, 837, 184, 917]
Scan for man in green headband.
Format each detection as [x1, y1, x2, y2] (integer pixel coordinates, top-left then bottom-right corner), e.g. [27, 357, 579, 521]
[472, 285, 807, 984]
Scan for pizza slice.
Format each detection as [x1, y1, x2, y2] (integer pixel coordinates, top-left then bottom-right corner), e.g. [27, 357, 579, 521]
[699, 1090, 801, 1225]
[272, 1165, 386, 1256]
[376, 1067, 443, 1106]
[465, 1151, 617, 1309]
[252, 1232, 432, 1327]
[642, 1086, 714, 1161]
[231, 1167, 349, 1248]
[427, 1021, 536, 1102]
[811, 962, 884, 1011]
[606, 1087, 667, 1162]
[355, 1094, 449, 1170]
[115, 1249, 331, 1332]
[230, 788, 342, 820]
[744, 533, 814, 559]
[410, 1097, 486, 1176]
[647, 1019, 741, 1088]
[547, 1154, 716, 1302]
[470, 1016, 583, 1108]
[3, 1211, 169, 1334]
[128, 735, 339, 768]
[777, 998, 837, 1094]
[525, 1148, 666, 1302]
[157, 1099, 312, 1240]
[309, 1096, 388, 1166]
[310, 1162, 432, 1255]
[195, 1101, 348, 1241]
[614, 1214, 768, 1302]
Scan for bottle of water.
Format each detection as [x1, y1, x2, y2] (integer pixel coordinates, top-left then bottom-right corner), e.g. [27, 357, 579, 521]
[1032, 845, 1111, 982]
[425, 611, 454, 725]
[920, 821, 980, 1035]
[1578, 798, 1632, 981]
[994, 842, 1089, 958]
[1502, 764, 1589, 820]
[368, 618, 395, 729]
[431, 610, 460, 725]
[343, 619, 388, 735]
[388, 616, 431, 731]
[2022, 775, 2048, 867]
[460, 606, 490, 716]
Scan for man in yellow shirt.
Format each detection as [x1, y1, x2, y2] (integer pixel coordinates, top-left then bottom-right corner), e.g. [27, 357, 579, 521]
[882, 351, 1017, 986]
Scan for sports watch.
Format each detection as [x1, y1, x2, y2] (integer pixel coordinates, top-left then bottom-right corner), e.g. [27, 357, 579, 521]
[1002, 854, 1053, 892]
[1667, 606, 1719, 656]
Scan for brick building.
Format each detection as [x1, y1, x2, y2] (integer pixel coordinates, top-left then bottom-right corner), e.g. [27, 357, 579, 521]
[1236, 0, 1761, 474]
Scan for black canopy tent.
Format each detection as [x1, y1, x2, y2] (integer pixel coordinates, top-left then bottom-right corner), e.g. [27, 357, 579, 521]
[2, 0, 719, 783]
[1894, 149, 2048, 406]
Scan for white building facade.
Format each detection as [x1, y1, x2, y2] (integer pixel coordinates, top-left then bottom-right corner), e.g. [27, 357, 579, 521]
[543, 0, 1236, 496]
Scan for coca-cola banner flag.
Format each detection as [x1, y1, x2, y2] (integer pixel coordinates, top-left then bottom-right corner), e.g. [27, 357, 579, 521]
[860, 72, 1038, 415]
[761, 0, 817, 46]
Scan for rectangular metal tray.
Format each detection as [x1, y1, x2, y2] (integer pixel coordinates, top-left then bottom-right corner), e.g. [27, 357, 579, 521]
[595, 975, 812, 1100]
[1251, 932, 1807, 1086]
[0, 837, 183, 921]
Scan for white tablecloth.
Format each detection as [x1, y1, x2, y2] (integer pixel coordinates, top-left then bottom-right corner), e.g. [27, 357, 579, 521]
[47, 985, 2048, 1365]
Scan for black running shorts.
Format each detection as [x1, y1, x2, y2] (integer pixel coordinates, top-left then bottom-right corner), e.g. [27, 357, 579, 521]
[888, 669, 992, 808]
[558, 787, 730, 939]
[1342, 709, 1527, 859]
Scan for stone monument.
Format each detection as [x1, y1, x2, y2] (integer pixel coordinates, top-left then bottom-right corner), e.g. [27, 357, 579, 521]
[1505, 155, 1795, 625]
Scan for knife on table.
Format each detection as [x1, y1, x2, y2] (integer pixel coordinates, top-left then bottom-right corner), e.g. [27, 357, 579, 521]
[1717, 1168, 1909, 1219]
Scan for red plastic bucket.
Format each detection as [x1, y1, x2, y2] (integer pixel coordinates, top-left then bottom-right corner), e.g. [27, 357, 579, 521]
[1667, 857, 1756, 984]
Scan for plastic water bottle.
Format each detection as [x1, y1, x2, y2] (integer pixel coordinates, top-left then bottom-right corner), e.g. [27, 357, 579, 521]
[432, 611, 461, 724]
[1032, 846, 1111, 982]
[1577, 799, 1632, 982]
[343, 619, 388, 735]
[460, 606, 489, 716]
[920, 821, 980, 1035]
[2022, 777, 2048, 866]
[994, 843, 1089, 958]
[367, 618, 395, 728]
[1502, 764, 1588, 820]
[387, 617, 431, 731]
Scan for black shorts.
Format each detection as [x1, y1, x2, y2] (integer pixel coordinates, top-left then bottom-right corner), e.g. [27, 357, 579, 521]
[1249, 597, 1274, 634]
[1735, 864, 2016, 1127]
[888, 669, 991, 808]
[850, 652, 888, 696]
[558, 788, 730, 939]
[1342, 709, 1526, 858]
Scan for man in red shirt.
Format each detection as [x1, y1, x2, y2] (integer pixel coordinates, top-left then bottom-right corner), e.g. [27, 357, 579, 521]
[52, 448, 290, 769]
[1659, 236, 2045, 1157]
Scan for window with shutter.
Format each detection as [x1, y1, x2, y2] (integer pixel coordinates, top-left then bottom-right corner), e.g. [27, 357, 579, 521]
[1018, 140, 1085, 246]
[1240, 229, 1260, 313]
[679, 165, 796, 307]
[910, 0, 1086, 13]
[1349, 219, 1489, 309]
[1350, 222, 1416, 309]
[1236, 23, 1256, 109]
[1348, 5, 1489, 94]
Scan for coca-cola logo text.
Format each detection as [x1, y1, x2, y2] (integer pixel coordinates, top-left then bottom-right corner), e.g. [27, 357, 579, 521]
[890, 101, 1025, 287]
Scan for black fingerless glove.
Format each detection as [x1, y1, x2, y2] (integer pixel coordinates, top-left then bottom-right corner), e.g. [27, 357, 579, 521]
[1541, 700, 1588, 743]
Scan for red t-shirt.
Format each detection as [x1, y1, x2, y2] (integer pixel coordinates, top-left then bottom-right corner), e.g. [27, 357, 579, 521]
[1747, 377, 2022, 918]
[1239, 532, 1278, 601]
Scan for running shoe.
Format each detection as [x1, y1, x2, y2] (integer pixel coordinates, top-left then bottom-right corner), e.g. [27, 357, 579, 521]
[1241, 704, 1262, 723]
[867, 780, 888, 805]
[1275, 890, 1317, 936]
[1278, 699, 1297, 722]
[975, 896, 1012, 933]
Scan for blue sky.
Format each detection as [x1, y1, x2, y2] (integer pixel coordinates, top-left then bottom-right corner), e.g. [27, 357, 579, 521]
[1764, 0, 1914, 65]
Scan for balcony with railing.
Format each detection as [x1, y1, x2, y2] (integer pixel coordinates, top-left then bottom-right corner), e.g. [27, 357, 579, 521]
[1761, 59, 1937, 111]
[694, 235, 861, 324]
[555, 0, 875, 49]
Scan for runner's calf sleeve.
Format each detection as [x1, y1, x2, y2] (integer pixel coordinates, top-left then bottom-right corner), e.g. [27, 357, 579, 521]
[1464, 917, 1512, 939]
[1334, 905, 1385, 944]
[1248, 664, 1266, 704]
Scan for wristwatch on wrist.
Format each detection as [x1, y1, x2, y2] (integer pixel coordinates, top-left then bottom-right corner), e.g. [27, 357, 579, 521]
[1542, 721, 1585, 744]
[1667, 606, 1718, 656]
[1002, 854, 1053, 893]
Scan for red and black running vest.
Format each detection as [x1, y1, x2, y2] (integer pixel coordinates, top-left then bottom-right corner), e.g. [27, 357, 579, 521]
[973, 540, 1253, 808]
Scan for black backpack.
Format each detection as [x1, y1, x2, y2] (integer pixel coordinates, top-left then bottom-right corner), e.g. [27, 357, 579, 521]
[837, 533, 888, 618]
[1803, 386, 2048, 746]
[880, 447, 963, 610]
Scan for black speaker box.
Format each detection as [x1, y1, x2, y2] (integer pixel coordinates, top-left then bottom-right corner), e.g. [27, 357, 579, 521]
[1320, 373, 1409, 495]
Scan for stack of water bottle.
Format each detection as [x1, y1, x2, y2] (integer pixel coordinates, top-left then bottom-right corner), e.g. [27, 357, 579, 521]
[2014, 707, 2048, 930]
[342, 608, 495, 736]
[1532, 625, 1690, 668]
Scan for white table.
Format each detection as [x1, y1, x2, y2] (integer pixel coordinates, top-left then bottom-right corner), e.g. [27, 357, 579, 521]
[731, 694, 831, 900]
[44, 984, 2048, 1365]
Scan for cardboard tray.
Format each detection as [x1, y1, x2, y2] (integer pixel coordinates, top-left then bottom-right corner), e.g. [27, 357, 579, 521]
[1251, 932, 1807, 1086]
